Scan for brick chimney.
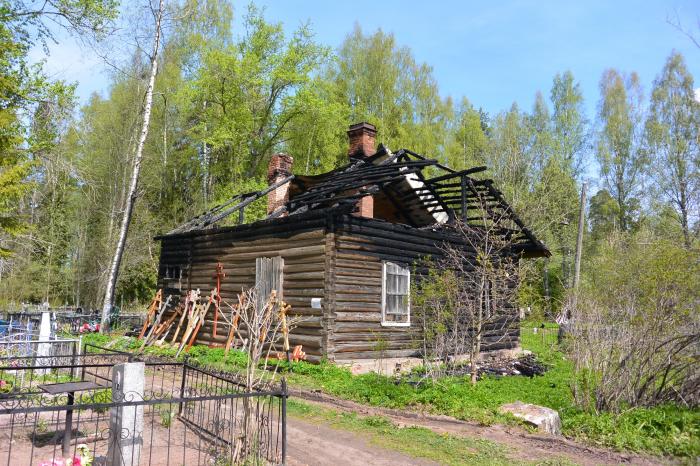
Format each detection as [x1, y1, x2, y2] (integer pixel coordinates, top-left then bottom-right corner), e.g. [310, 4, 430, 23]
[347, 122, 375, 218]
[267, 153, 293, 215]
[347, 122, 377, 159]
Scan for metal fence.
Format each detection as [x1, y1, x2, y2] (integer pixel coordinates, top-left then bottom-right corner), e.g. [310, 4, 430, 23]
[521, 325, 559, 348]
[0, 334, 81, 361]
[1, 311, 145, 336]
[0, 352, 129, 397]
[0, 353, 286, 465]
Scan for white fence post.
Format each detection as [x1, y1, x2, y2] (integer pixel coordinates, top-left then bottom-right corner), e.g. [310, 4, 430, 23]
[107, 362, 145, 466]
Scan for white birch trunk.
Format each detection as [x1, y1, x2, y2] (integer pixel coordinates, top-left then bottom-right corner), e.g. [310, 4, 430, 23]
[100, 0, 165, 331]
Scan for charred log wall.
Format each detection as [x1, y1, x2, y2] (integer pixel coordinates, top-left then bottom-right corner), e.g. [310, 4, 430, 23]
[156, 210, 331, 361]
[328, 215, 521, 361]
[156, 208, 521, 363]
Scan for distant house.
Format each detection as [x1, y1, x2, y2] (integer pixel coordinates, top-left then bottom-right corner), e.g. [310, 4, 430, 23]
[155, 122, 549, 365]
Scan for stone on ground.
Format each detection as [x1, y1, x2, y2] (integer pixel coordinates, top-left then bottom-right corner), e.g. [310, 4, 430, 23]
[499, 401, 561, 435]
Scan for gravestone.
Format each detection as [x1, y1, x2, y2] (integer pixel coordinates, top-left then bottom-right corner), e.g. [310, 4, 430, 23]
[36, 312, 52, 375]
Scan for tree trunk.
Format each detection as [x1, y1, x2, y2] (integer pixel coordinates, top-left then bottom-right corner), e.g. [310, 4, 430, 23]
[100, 0, 165, 331]
[679, 183, 690, 248]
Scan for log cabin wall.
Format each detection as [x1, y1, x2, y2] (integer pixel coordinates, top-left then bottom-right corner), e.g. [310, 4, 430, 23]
[157, 208, 521, 363]
[327, 214, 520, 361]
[156, 210, 331, 362]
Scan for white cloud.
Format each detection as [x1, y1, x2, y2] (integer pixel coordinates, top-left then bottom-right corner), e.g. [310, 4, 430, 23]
[695, 88, 700, 103]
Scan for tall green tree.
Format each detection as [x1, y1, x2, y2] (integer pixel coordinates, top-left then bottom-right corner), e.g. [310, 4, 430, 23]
[283, 78, 349, 174]
[595, 69, 646, 231]
[527, 92, 553, 174]
[0, 24, 32, 257]
[587, 189, 620, 245]
[186, 5, 329, 188]
[541, 73, 585, 292]
[445, 97, 489, 170]
[329, 25, 450, 157]
[551, 71, 588, 177]
[0, 0, 117, 259]
[487, 103, 533, 211]
[645, 52, 699, 248]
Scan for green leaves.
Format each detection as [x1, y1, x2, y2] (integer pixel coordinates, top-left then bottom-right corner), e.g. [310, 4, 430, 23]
[330, 25, 449, 157]
[644, 52, 700, 248]
[595, 69, 647, 232]
[186, 4, 330, 180]
[0, 0, 115, 263]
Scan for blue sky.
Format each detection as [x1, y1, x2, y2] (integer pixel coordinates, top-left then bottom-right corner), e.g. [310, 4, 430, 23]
[33, 0, 700, 123]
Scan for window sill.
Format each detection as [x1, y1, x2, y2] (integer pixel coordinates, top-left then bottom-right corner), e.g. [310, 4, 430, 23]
[380, 321, 410, 327]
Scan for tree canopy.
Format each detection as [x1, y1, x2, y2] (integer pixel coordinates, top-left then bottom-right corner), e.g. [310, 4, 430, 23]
[0, 1, 697, 322]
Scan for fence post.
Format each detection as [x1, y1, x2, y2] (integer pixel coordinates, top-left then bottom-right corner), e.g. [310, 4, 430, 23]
[107, 361, 145, 466]
[281, 377, 287, 465]
[178, 360, 188, 416]
[70, 339, 78, 380]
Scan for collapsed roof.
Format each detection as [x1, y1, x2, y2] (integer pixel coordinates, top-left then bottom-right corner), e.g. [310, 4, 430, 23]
[166, 146, 549, 258]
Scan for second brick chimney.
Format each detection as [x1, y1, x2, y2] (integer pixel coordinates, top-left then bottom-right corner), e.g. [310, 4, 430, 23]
[347, 122, 377, 159]
[347, 122, 376, 218]
[267, 153, 293, 215]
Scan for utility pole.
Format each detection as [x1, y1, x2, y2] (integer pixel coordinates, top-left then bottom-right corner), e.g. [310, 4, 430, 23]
[571, 182, 587, 316]
[543, 258, 551, 318]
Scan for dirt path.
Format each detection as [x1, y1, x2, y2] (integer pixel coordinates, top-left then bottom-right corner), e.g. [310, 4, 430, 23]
[290, 388, 670, 466]
[286, 416, 438, 466]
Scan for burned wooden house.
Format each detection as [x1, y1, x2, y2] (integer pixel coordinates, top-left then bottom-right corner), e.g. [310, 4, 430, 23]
[155, 123, 549, 364]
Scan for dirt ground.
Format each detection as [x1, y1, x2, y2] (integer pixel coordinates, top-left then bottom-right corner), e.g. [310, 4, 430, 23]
[288, 389, 671, 466]
[286, 416, 438, 466]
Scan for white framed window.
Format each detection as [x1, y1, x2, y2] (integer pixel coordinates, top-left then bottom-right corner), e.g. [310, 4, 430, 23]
[381, 261, 410, 326]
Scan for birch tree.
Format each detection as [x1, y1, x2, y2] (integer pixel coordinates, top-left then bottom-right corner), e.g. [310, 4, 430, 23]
[645, 52, 700, 248]
[595, 69, 646, 231]
[101, 0, 165, 330]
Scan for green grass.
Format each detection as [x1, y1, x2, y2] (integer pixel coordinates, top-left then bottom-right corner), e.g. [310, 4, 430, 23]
[283, 329, 699, 457]
[82, 332, 249, 369]
[287, 399, 579, 466]
[279, 328, 572, 427]
[82, 328, 700, 458]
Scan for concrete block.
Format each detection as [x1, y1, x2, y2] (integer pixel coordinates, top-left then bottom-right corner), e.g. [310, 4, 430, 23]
[499, 400, 561, 435]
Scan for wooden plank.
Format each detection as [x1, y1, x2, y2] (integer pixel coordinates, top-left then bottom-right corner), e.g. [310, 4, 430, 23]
[333, 312, 382, 322]
[221, 244, 324, 261]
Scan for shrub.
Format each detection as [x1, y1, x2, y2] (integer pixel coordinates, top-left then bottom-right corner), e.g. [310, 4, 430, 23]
[569, 231, 700, 412]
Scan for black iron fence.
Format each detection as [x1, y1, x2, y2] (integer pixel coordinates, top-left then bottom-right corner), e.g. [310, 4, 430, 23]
[0, 352, 130, 397]
[0, 353, 286, 465]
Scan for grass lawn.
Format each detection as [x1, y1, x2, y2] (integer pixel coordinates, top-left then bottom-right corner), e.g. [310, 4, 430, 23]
[81, 326, 700, 458]
[287, 398, 576, 466]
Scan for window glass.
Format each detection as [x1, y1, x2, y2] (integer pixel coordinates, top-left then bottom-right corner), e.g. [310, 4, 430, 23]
[382, 261, 410, 326]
